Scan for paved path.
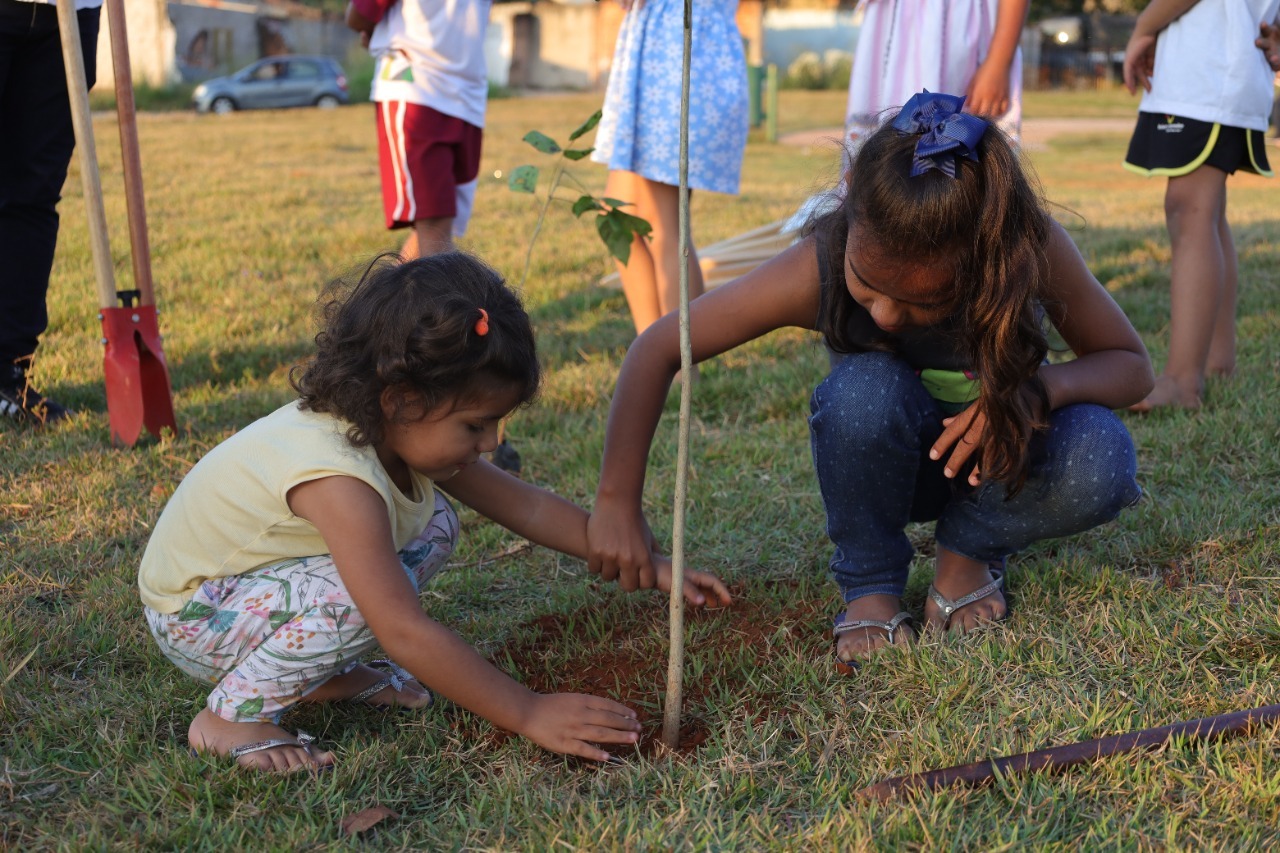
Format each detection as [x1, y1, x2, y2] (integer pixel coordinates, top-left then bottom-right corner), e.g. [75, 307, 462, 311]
[778, 116, 1136, 151]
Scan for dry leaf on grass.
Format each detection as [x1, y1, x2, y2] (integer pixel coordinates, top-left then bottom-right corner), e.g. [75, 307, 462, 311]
[341, 805, 399, 836]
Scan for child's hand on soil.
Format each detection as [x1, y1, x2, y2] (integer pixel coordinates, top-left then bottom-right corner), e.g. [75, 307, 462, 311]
[653, 554, 733, 608]
[520, 693, 642, 761]
[930, 405, 988, 486]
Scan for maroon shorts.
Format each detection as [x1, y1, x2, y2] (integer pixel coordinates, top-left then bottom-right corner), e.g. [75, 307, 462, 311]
[375, 101, 483, 229]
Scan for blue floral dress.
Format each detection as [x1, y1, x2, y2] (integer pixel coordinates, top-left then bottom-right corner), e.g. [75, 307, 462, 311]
[592, 0, 749, 195]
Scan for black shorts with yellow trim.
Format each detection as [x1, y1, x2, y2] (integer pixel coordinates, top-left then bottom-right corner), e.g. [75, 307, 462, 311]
[1123, 112, 1273, 178]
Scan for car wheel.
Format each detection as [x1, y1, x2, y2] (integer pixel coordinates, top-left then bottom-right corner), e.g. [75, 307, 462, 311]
[211, 96, 235, 115]
[315, 94, 340, 109]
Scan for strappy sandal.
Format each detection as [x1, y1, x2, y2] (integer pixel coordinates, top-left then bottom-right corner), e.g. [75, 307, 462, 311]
[926, 562, 1008, 632]
[225, 727, 317, 758]
[832, 611, 914, 676]
[349, 659, 433, 710]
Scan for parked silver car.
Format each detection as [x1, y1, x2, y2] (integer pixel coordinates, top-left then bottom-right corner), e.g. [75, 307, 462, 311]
[192, 55, 349, 114]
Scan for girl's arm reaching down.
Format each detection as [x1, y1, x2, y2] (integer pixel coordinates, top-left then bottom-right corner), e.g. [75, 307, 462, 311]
[440, 461, 731, 607]
[589, 238, 824, 592]
[288, 474, 643, 761]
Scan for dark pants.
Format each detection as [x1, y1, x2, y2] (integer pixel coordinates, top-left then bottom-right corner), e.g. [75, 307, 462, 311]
[0, 0, 100, 365]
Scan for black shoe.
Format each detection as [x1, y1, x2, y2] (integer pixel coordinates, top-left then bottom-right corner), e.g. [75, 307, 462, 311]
[0, 360, 73, 426]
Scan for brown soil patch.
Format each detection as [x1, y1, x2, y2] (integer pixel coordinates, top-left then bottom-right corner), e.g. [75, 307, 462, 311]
[452, 580, 830, 759]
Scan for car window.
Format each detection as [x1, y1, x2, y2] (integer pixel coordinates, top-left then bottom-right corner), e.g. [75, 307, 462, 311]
[249, 61, 284, 82]
[290, 61, 321, 81]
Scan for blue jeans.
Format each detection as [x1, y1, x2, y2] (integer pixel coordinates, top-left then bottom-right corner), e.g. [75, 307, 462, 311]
[808, 352, 1141, 603]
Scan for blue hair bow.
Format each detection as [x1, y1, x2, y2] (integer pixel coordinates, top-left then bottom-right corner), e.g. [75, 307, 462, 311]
[890, 90, 990, 178]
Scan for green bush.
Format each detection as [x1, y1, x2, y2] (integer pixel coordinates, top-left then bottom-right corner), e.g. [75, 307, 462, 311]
[782, 49, 853, 91]
[88, 81, 197, 112]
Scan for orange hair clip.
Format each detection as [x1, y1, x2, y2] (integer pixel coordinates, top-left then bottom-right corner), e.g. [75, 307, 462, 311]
[474, 308, 490, 337]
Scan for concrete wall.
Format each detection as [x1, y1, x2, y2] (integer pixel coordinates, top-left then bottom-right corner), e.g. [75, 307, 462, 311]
[92, 0, 358, 89]
[94, 0, 177, 88]
[490, 0, 600, 91]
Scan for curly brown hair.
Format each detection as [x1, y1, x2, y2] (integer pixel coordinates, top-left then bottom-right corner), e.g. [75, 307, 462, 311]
[810, 118, 1052, 493]
[291, 252, 540, 448]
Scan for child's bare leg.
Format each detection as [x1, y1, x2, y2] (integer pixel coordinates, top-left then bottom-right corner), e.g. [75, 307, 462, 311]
[301, 663, 433, 709]
[1207, 208, 1237, 377]
[402, 217, 455, 259]
[640, 181, 705, 319]
[923, 547, 1006, 633]
[189, 709, 334, 772]
[835, 594, 915, 663]
[1131, 167, 1228, 412]
[606, 169, 662, 334]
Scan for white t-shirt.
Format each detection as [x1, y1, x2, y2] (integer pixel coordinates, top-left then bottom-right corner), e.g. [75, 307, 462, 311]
[360, 0, 491, 128]
[1139, 0, 1280, 131]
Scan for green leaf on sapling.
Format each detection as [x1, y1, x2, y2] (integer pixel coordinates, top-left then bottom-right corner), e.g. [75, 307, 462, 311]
[572, 195, 604, 217]
[597, 207, 652, 266]
[522, 130, 561, 154]
[508, 165, 539, 193]
[568, 110, 602, 142]
[599, 198, 632, 209]
[597, 213, 633, 266]
[611, 208, 653, 240]
[563, 148, 594, 161]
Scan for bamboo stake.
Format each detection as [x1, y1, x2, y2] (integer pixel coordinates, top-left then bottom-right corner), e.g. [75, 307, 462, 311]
[858, 703, 1280, 801]
[661, 0, 695, 751]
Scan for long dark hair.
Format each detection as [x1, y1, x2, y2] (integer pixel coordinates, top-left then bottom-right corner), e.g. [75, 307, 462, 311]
[292, 252, 541, 447]
[809, 118, 1052, 492]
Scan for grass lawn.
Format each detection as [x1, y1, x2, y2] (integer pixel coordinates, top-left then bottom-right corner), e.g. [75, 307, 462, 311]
[3, 90, 1279, 848]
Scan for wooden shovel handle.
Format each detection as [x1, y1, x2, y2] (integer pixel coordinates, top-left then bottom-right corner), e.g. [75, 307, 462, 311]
[55, 0, 117, 310]
[105, 0, 155, 306]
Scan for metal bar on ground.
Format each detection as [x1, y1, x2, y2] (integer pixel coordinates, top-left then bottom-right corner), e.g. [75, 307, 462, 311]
[858, 703, 1280, 801]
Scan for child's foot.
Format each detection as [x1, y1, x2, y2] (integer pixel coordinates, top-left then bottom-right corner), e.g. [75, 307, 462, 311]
[1127, 374, 1202, 413]
[834, 594, 916, 669]
[302, 662, 434, 710]
[924, 553, 1006, 633]
[189, 708, 334, 772]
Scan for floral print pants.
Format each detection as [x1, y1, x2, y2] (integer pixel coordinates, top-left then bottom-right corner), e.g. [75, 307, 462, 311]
[145, 490, 458, 723]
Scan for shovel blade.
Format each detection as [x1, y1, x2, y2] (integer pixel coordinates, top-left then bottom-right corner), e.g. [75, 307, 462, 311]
[101, 305, 177, 446]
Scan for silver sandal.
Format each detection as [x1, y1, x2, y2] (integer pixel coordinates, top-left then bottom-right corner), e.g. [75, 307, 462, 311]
[350, 659, 432, 709]
[228, 729, 317, 761]
[927, 564, 1007, 631]
[832, 611, 914, 676]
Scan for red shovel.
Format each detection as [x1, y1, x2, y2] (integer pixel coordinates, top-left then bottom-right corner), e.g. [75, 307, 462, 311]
[55, 0, 177, 446]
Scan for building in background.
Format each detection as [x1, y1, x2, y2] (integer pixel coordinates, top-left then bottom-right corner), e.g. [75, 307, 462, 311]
[94, 0, 357, 88]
